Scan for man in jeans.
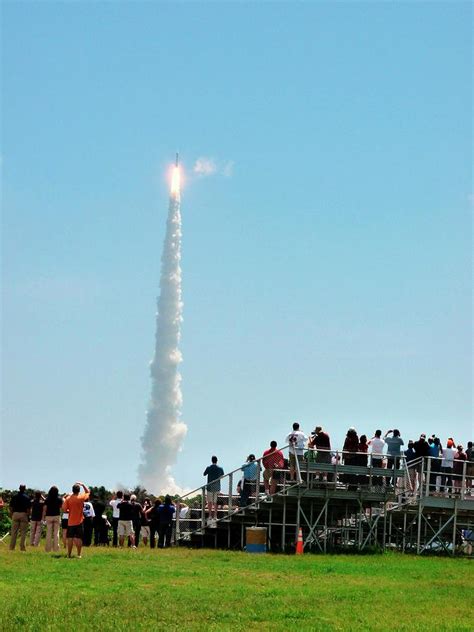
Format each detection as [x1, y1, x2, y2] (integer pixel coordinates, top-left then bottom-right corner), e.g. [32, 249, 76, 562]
[9, 484, 31, 551]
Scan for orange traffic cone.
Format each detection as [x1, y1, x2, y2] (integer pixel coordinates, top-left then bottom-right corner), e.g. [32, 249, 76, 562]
[296, 527, 304, 555]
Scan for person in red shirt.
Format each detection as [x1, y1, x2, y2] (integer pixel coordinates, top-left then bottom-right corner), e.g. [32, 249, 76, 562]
[262, 441, 284, 498]
[62, 481, 90, 558]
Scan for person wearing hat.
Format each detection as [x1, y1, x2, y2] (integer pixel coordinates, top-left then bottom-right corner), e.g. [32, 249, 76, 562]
[240, 454, 258, 508]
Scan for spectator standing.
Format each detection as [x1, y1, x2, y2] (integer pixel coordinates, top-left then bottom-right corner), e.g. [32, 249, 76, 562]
[109, 491, 123, 547]
[203, 456, 224, 525]
[384, 430, 404, 486]
[158, 495, 175, 548]
[342, 428, 359, 489]
[140, 499, 151, 546]
[240, 454, 258, 508]
[43, 486, 63, 553]
[453, 445, 467, 495]
[262, 441, 284, 497]
[428, 437, 442, 494]
[404, 441, 418, 492]
[466, 441, 474, 495]
[441, 440, 456, 495]
[368, 430, 386, 487]
[82, 500, 95, 546]
[9, 485, 31, 551]
[357, 435, 369, 486]
[62, 482, 90, 558]
[30, 491, 45, 546]
[146, 498, 161, 548]
[117, 493, 135, 548]
[92, 496, 106, 546]
[414, 434, 430, 485]
[61, 497, 69, 548]
[130, 495, 143, 546]
[310, 426, 332, 482]
[285, 422, 308, 481]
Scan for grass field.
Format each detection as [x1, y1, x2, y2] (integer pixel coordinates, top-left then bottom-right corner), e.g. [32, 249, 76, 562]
[0, 546, 472, 631]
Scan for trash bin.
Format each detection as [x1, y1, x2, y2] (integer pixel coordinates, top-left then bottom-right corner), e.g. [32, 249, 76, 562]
[246, 526, 267, 553]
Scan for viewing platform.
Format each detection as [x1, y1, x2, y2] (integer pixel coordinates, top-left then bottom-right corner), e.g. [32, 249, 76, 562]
[174, 447, 474, 556]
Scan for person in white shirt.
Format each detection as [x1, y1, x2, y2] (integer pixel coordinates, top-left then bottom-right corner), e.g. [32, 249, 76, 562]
[109, 490, 123, 547]
[285, 422, 308, 481]
[441, 440, 456, 495]
[82, 500, 95, 547]
[368, 430, 386, 486]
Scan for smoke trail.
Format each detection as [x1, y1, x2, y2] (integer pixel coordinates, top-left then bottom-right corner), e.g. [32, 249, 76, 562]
[139, 165, 187, 494]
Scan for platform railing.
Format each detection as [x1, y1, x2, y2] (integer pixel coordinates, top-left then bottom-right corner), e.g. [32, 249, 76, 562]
[174, 446, 415, 543]
[405, 456, 473, 500]
[175, 444, 301, 542]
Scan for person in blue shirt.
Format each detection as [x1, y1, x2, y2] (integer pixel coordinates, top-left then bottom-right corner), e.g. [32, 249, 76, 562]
[240, 454, 258, 508]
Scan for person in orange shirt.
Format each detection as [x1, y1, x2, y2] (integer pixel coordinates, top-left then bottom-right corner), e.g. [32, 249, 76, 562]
[62, 481, 90, 558]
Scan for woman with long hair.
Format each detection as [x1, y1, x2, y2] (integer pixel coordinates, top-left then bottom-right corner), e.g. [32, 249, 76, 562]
[43, 486, 63, 552]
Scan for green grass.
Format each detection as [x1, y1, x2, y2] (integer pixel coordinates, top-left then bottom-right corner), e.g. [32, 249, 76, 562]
[0, 545, 472, 631]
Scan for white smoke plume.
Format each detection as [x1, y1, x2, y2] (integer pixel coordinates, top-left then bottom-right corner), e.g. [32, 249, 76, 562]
[139, 171, 187, 495]
[193, 156, 217, 176]
[193, 156, 234, 178]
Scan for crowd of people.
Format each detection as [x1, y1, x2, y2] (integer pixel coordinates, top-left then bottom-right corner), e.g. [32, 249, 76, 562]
[6, 483, 188, 556]
[4, 422, 473, 554]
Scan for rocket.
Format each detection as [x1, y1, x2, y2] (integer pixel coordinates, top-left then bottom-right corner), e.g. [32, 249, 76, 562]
[175, 152, 179, 167]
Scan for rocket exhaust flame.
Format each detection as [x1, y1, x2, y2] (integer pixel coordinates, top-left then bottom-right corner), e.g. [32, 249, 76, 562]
[138, 159, 187, 494]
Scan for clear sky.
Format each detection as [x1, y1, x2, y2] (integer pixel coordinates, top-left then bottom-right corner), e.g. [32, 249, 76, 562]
[1, 1, 472, 492]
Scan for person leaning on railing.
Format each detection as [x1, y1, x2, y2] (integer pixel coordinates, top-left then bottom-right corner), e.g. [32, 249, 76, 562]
[240, 454, 258, 508]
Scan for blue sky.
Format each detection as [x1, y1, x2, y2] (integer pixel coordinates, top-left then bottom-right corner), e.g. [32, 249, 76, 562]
[1, 1, 472, 492]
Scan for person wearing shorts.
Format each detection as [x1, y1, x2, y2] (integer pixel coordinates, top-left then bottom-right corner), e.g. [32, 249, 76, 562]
[262, 441, 284, 497]
[62, 481, 90, 558]
[285, 422, 308, 481]
[203, 456, 224, 524]
[117, 493, 135, 547]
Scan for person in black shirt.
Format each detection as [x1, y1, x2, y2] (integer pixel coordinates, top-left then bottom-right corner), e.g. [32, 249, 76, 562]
[117, 493, 135, 548]
[43, 486, 63, 552]
[9, 484, 31, 551]
[92, 497, 105, 546]
[158, 495, 175, 549]
[30, 491, 45, 547]
[146, 498, 161, 549]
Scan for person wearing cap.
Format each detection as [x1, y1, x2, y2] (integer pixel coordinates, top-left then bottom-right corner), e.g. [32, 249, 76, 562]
[413, 434, 430, 486]
[240, 454, 258, 508]
[309, 426, 331, 462]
